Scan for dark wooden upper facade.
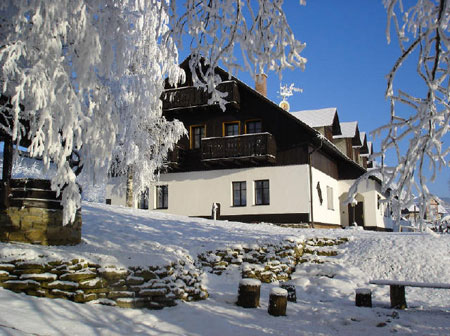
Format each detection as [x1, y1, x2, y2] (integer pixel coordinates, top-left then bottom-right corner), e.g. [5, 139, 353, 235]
[162, 60, 366, 181]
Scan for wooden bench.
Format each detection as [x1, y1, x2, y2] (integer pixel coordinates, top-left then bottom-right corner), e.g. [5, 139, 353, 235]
[369, 280, 450, 309]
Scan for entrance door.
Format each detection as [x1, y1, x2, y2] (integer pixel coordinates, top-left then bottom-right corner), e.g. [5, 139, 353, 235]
[348, 202, 364, 226]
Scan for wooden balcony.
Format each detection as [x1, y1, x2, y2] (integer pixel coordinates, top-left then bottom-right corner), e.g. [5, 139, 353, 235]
[162, 81, 240, 111]
[201, 133, 276, 165]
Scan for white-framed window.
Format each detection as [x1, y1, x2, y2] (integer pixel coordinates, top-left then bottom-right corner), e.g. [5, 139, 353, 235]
[326, 186, 334, 210]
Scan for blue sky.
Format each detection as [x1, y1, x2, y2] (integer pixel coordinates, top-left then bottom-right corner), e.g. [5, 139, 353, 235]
[180, 0, 449, 198]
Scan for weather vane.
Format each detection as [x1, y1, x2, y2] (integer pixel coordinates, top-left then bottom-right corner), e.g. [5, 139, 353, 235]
[278, 83, 302, 112]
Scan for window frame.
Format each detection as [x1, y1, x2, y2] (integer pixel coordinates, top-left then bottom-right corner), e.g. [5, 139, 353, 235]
[222, 121, 241, 136]
[245, 119, 262, 134]
[232, 181, 247, 207]
[155, 185, 168, 209]
[189, 124, 206, 149]
[254, 179, 270, 205]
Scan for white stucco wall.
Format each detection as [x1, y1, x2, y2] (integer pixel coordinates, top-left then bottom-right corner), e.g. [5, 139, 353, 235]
[151, 165, 311, 217]
[107, 165, 314, 220]
[106, 164, 348, 226]
[310, 167, 341, 225]
[338, 179, 386, 229]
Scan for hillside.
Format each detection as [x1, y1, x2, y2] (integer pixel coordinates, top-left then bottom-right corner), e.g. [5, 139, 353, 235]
[0, 202, 449, 335]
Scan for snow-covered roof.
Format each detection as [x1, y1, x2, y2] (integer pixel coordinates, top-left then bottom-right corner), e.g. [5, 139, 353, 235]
[333, 121, 362, 146]
[334, 121, 357, 138]
[290, 108, 338, 128]
[359, 132, 369, 154]
[361, 140, 373, 158]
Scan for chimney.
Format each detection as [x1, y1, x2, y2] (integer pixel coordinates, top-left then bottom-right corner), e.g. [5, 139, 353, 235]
[255, 73, 267, 97]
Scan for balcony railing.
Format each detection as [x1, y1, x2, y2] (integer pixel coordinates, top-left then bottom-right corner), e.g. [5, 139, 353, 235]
[201, 133, 276, 163]
[162, 81, 240, 111]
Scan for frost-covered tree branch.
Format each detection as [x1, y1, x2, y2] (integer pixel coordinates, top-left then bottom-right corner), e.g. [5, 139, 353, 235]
[0, 1, 306, 223]
[349, 0, 450, 230]
[168, 0, 307, 109]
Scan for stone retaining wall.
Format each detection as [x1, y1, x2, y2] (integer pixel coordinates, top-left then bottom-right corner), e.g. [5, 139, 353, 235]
[198, 237, 348, 283]
[0, 237, 347, 310]
[0, 257, 207, 309]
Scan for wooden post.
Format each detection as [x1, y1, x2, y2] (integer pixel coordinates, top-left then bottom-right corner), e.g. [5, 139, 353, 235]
[237, 279, 261, 308]
[355, 288, 372, 307]
[390, 285, 407, 309]
[280, 283, 297, 302]
[268, 287, 288, 316]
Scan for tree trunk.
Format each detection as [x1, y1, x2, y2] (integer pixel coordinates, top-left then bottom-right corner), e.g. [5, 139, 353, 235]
[126, 167, 133, 208]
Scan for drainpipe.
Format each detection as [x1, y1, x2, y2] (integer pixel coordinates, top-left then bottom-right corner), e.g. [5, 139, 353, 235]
[308, 137, 323, 227]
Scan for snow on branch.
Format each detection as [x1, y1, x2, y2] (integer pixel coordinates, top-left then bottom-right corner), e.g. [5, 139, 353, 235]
[349, 0, 450, 230]
[0, 1, 307, 223]
[168, 0, 307, 108]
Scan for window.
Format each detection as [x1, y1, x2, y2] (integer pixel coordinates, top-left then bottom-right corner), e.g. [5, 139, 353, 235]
[326, 186, 334, 210]
[223, 121, 240, 136]
[232, 181, 246, 207]
[156, 185, 168, 209]
[190, 125, 205, 149]
[138, 188, 149, 210]
[255, 180, 270, 205]
[245, 120, 262, 134]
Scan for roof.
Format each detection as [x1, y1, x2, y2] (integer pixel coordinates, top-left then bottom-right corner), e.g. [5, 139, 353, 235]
[359, 132, 369, 154]
[334, 121, 357, 138]
[333, 121, 362, 146]
[291, 108, 337, 128]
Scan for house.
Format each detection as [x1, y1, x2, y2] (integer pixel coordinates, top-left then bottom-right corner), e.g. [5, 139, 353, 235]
[402, 197, 449, 223]
[106, 59, 389, 230]
[292, 109, 388, 230]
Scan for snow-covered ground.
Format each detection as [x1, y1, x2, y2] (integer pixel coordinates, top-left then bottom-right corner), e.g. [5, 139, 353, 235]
[0, 202, 449, 335]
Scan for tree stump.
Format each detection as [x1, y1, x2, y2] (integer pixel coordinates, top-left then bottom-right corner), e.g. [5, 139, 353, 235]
[237, 279, 261, 308]
[390, 285, 407, 309]
[355, 288, 372, 307]
[280, 283, 297, 302]
[268, 287, 288, 316]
